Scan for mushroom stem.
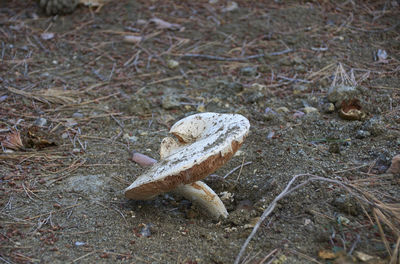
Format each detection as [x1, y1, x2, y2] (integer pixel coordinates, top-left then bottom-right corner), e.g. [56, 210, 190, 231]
[130, 152, 228, 219]
[174, 181, 228, 219]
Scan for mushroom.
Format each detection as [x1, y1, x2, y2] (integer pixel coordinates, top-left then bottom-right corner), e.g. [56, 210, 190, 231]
[125, 112, 250, 218]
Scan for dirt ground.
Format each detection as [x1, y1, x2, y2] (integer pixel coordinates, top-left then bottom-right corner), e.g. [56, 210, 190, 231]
[1, 0, 399, 263]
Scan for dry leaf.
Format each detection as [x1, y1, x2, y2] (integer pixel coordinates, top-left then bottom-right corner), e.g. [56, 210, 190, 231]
[1, 129, 24, 151]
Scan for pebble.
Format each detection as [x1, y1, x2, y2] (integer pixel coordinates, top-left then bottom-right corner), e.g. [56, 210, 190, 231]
[123, 133, 138, 143]
[327, 84, 360, 107]
[302, 106, 319, 114]
[72, 112, 84, 118]
[387, 154, 400, 175]
[355, 130, 370, 139]
[321, 102, 335, 113]
[34, 117, 47, 127]
[293, 84, 308, 95]
[139, 223, 153, 237]
[221, 1, 238, 12]
[167, 59, 179, 69]
[240, 66, 257, 77]
[328, 143, 340, 154]
[276, 107, 289, 113]
[64, 118, 77, 127]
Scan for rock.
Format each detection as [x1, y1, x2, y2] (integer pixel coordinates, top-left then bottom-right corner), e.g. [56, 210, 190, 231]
[167, 59, 179, 69]
[123, 133, 138, 143]
[302, 106, 319, 114]
[65, 174, 110, 199]
[139, 223, 153, 237]
[387, 154, 400, 175]
[355, 130, 370, 139]
[321, 102, 335, 113]
[327, 85, 360, 107]
[72, 112, 84, 118]
[276, 107, 289, 113]
[328, 142, 340, 154]
[162, 95, 180, 110]
[362, 117, 385, 136]
[240, 66, 257, 77]
[34, 117, 47, 127]
[293, 84, 307, 95]
[64, 118, 77, 127]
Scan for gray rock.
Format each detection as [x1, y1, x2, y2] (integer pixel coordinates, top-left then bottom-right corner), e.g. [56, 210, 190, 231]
[327, 85, 360, 107]
[240, 66, 258, 77]
[65, 174, 110, 199]
[72, 112, 84, 118]
[355, 130, 370, 139]
[321, 102, 335, 113]
[34, 117, 47, 127]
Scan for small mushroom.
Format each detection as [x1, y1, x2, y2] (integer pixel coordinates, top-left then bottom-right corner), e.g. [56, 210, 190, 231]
[125, 112, 250, 218]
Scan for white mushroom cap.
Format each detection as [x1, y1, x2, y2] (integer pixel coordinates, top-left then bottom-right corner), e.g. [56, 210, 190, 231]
[125, 112, 250, 200]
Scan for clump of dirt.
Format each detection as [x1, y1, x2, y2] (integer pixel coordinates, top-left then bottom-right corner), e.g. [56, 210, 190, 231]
[1, 1, 399, 263]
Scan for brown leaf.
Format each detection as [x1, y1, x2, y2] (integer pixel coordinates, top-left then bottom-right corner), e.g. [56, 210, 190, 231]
[1, 129, 24, 150]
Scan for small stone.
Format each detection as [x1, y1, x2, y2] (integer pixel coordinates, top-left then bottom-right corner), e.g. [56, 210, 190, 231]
[139, 223, 153, 237]
[72, 148, 81, 154]
[328, 142, 340, 154]
[75, 241, 85, 246]
[337, 215, 350, 225]
[221, 1, 238, 12]
[64, 118, 77, 127]
[123, 133, 138, 143]
[302, 106, 319, 114]
[34, 117, 47, 127]
[167, 59, 179, 69]
[293, 84, 307, 95]
[162, 95, 180, 110]
[72, 112, 84, 118]
[321, 102, 335, 113]
[354, 251, 374, 262]
[387, 154, 400, 175]
[276, 107, 289, 113]
[196, 104, 206, 112]
[355, 130, 370, 139]
[240, 66, 257, 77]
[53, 203, 61, 209]
[327, 84, 360, 107]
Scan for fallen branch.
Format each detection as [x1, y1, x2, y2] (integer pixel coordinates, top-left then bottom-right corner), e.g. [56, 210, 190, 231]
[234, 173, 400, 264]
[181, 49, 293, 62]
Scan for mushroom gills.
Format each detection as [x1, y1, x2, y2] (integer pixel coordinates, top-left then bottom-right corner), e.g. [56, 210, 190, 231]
[174, 181, 228, 219]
